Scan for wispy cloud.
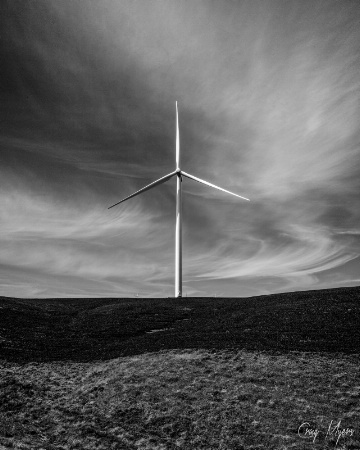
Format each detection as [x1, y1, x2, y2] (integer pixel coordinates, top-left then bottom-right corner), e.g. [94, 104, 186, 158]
[0, 0, 359, 297]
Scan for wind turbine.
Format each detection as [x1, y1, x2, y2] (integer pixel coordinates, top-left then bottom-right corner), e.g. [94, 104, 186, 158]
[108, 102, 250, 298]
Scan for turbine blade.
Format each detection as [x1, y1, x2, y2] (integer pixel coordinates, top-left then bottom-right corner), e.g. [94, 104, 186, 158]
[108, 171, 177, 209]
[181, 171, 250, 201]
[176, 101, 180, 169]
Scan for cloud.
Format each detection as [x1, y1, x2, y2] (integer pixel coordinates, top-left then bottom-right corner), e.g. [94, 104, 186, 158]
[0, 181, 175, 295]
[195, 224, 357, 279]
[1, 0, 360, 297]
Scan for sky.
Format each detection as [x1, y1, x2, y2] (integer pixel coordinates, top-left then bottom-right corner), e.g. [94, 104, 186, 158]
[1, 0, 360, 298]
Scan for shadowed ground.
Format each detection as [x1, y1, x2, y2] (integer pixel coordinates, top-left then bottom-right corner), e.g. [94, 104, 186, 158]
[0, 287, 360, 449]
[0, 286, 359, 362]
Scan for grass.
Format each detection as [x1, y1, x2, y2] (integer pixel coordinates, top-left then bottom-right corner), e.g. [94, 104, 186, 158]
[0, 349, 359, 449]
[0, 286, 359, 449]
[1, 286, 360, 362]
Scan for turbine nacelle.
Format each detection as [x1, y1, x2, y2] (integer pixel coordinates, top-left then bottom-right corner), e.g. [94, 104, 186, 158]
[108, 102, 250, 298]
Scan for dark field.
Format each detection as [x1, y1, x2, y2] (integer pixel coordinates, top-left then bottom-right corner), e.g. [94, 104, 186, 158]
[0, 286, 360, 362]
[1, 287, 360, 449]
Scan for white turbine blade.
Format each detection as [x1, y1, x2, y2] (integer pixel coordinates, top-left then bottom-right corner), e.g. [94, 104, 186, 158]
[108, 171, 177, 209]
[176, 101, 180, 169]
[181, 171, 250, 201]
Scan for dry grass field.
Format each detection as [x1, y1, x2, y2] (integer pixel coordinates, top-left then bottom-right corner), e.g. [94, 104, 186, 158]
[0, 350, 359, 449]
[0, 287, 360, 449]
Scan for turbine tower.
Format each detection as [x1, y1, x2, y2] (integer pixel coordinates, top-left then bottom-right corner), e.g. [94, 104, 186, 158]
[108, 102, 250, 298]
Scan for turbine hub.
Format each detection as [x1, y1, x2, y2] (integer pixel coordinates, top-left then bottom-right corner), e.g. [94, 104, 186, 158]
[176, 168, 181, 174]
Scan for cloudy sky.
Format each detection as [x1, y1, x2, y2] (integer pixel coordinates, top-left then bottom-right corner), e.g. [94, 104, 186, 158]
[1, 0, 360, 298]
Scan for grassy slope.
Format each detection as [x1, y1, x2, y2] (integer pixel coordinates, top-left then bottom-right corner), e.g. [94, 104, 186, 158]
[0, 286, 360, 449]
[0, 286, 360, 362]
[0, 350, 359, 449]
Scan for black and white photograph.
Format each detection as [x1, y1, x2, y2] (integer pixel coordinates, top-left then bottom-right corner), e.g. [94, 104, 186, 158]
[0, 0, 359, 448]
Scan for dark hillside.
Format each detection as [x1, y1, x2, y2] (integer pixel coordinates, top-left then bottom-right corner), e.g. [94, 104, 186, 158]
[0, 286, 359, 362]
